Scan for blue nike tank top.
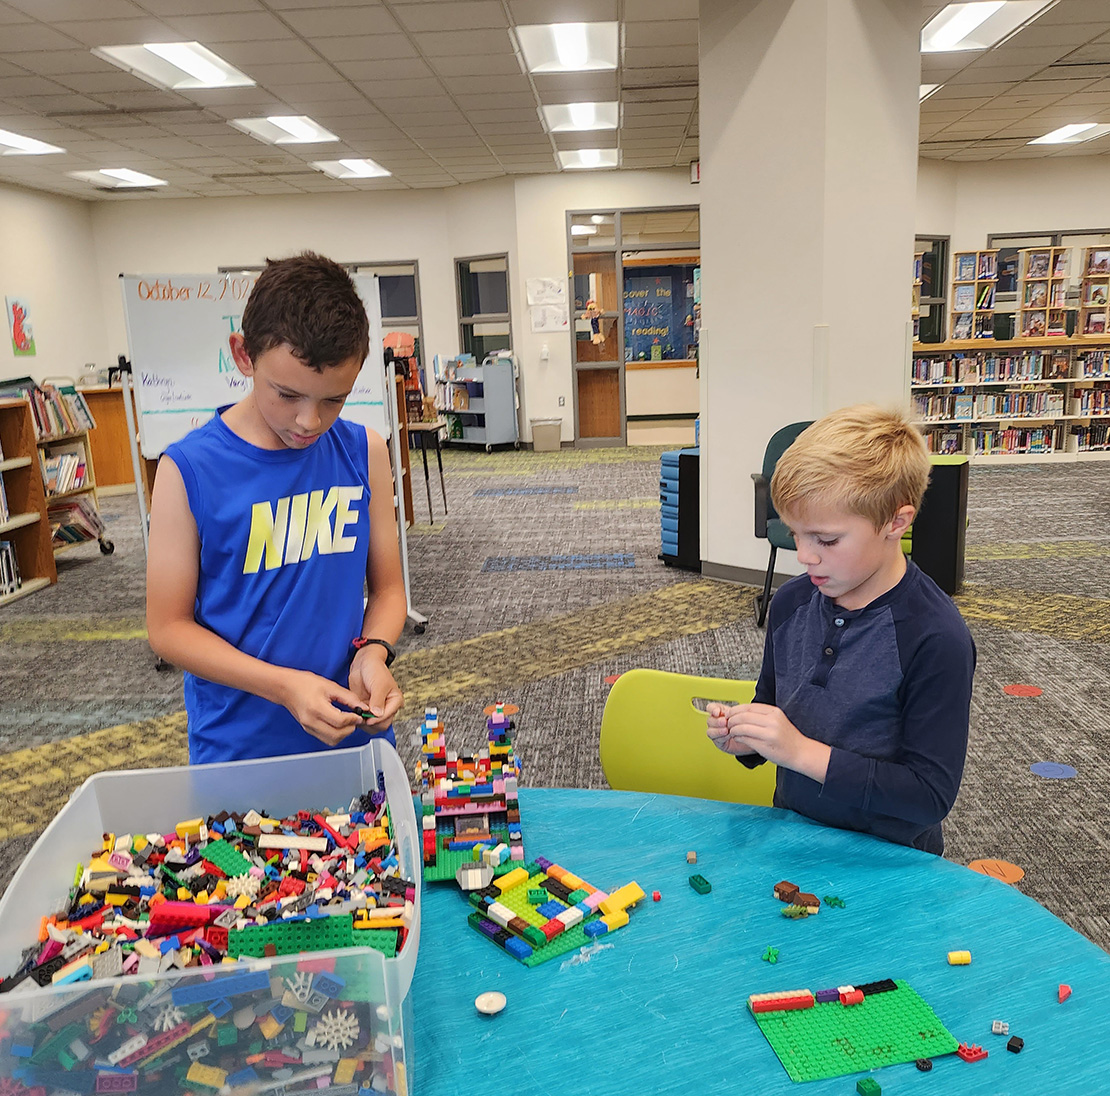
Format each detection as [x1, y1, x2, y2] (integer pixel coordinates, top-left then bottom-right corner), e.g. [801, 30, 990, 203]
[165, 410, 393, 763]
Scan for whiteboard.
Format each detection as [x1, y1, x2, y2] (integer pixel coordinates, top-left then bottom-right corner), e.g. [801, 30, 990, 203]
[120, 272, 387, 458]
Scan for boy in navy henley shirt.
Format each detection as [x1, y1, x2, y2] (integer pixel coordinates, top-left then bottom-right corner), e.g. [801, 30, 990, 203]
[707, 406, 975, 854]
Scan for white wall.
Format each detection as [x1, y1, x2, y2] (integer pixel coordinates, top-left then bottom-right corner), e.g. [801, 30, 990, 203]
[915, 158, 958, 238]
[0, 184, 110, 384]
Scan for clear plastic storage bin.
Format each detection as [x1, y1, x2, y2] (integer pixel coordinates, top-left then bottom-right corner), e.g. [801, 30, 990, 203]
[0, 739, 420, 1096]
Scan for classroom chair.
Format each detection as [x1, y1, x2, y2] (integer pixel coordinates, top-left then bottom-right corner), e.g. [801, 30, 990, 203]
[599, 668, 777, 806]
[752, 420, 812, 627]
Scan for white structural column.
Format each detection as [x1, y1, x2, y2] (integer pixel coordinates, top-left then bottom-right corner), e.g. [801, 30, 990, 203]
[699, 0, 920, 582]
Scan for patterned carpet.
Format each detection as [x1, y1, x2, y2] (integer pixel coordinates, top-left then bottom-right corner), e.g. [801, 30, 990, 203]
[0, 444, 1107, 953]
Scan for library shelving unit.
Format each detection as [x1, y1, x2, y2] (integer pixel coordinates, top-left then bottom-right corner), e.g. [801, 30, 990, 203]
[912, 251, 924, 342]
[1017, 246, 1070, 339]
[442, 356, 519, 451]
[1078, 246, 1110, 338]
[910, 336, 1110, 463]
[0, 397, 57, 607]
[950, 250, 998, 341]
[38, 429, 113, 555]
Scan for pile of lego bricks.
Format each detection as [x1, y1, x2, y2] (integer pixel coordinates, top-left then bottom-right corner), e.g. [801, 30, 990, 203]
[0, 786, 415, 1094]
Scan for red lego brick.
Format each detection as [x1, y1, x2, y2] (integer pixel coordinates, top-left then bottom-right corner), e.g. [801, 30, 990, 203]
[957, 1042, 988, 1063]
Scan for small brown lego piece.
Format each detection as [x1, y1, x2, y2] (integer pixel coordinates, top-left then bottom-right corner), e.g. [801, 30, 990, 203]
[795, 892, 821, 913]
[773, 880, 799, 903]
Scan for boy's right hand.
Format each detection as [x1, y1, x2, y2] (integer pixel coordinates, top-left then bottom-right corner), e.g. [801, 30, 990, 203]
[280, 670, 369, 747]
[705, 701, 758, 756]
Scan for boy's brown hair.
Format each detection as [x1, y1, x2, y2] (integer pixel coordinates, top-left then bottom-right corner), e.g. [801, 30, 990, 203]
[241, 252, 370, 371]
[771, 405, 931, 530]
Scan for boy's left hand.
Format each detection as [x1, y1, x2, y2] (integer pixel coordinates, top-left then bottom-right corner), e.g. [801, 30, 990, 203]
[349, 651, 404, 731]
[719, 704, 831, 783]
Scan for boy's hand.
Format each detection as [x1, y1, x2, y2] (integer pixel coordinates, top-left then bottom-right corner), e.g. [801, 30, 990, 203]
[349, 649, 404, 731]
[705, 701, 759, 756]
[712, 703, 832, 783]
[281, 670, 370, 747]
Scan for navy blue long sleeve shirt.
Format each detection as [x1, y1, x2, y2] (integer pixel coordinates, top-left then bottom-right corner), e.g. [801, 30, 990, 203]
[742, 561, 975, 854]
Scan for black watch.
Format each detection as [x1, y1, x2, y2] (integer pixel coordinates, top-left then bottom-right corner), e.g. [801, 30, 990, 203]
[352, 637, 396, 666]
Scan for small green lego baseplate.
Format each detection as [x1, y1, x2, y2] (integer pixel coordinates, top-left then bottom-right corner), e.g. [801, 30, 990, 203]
[423, 814, 523, 884]
[749, 979, 958, 1082]
[226, 914, 355, 958]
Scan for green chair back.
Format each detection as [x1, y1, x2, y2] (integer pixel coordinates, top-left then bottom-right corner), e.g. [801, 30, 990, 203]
[599, 669, 777, 805]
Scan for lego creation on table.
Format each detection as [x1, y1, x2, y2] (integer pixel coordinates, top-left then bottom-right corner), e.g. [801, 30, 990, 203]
[415, 703, 526, 885]
[467, 858, 644, 967]
[747, 977, 959, 1083]
[0, 782, 415, 1096]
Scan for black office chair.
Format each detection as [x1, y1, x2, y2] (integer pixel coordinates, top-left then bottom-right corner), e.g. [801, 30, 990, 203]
[752, 421, 812, 627]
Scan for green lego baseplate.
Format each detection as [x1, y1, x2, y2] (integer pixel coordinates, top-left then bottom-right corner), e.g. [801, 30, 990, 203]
[467, 864, 606, 968]
[423, 814, 523, 883]
[226, 914, 356, 957]
[750, 979, 959, 1083]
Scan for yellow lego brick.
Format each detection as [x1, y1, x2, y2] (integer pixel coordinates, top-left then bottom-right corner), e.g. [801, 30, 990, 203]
[175, 818, 203, 839]
[214, 880, 227, 899]
[599, 882, 644, 917]
[258, 1014, 284, 1040]
[101, 833, 115, 852]
[234, 894, 250, 909]
[133, 834, 148, 852]
[186, 1062, 227, 1089]
[195, 890, 209, 904]
[948, 950, 972, 965]
[493, 867, 529, 892]
[560, 872, 584, 890]
[176, 887, 191, 901]
[601, 909, 629, 931]
[335, 1060, 357, 1085]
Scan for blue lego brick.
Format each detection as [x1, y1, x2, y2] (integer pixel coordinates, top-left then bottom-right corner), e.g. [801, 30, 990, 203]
[227, 1067, 259, 1087]
[171, 969, 271, 1007]
[271, 1004, 294, 1024]
[207, 998, 232, 1018]
[505, 936, 532, 960]
[537, 900, 565, 918]
[583, 921, 608, 937]
[313, 972, 345, 998]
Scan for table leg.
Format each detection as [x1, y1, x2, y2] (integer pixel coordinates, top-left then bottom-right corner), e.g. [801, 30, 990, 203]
[435, 431, 448, 514]
[420, 433, 433, 520]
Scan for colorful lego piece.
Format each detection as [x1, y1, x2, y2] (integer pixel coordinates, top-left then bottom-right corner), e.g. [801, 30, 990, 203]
[1059, 983, 1072, 1002]
[761, 946, 780, 964]
[856, 1079, 881, 1096]
[688, 874, 712, 895]
[686, 851, 697, 864]
[916, 1058, 933, 1071]
[1007, 1035, 1024, 1053]
[992, 1019, 1009, 1035]
[947, 950, 972, 965]
[957, 1042, 988, 1062]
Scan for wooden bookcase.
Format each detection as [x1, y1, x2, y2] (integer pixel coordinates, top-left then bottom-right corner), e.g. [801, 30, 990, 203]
[910, 336, 1110, 463]
[1018, 247, 1069, 338]
[39, 429, 112, 555]
[950, 250, 998, 340]
[1079, 247, 1110, 337]
[0, 397, 57, 607]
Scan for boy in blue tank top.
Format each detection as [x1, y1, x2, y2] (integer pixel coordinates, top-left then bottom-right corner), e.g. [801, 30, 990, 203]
[146, 253, 408, 763]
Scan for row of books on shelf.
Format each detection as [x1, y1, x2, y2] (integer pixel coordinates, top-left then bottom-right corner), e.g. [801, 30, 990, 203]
[1023, 250, 1069, 279]
[1075, 422, 1110, 451]
[39, 447, 88, 497]
[912, 350, 1072, 385]
[1018, 310, 1068, 339]
[0, 539, 22, 596]
[48, 496, 104, 547]
[0, 475, 9, 524]
[953, 284, 996, 312]
[951, 314, 997, 340]
[914, 389, 1066, 422]
[0, 378, 96, 439]
[955, 253, 997, 281]
[1077, 387, 1110, 416]
[972, 425, 1063, 456]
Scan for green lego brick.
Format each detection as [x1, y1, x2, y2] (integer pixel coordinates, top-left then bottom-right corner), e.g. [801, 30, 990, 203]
[354, 929, 398, 959]
[200, 838, 253, 878]
[566, 888, 589, 904]
[856, 1079, 881, 1096]
[226, 914, 355, 958]
[527, 888, 547, 904]
[749, 980, 958, 1083]
[689, 874, 711, 894]
[217, 1025, 239, 1047]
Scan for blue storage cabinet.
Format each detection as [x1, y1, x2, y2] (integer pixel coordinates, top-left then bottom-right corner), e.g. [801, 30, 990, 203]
[660, 447, 700, 571]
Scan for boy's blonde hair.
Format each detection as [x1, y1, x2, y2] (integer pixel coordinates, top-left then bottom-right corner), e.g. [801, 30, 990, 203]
[771, 405, 931, 530]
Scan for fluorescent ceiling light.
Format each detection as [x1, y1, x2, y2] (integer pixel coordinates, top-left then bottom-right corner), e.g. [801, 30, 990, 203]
[67, 168, 167, 188]
[516, 22, 618, 73]
[921, 1, 1054, 53]
[571, 224, 599, 235]
[919, 84, 943, 101]
[558, 148, 619, 170]
[541, 102, 619, 132]
[312, 158, 392, 179]
[231, 116, 339, 145]
[0, 127, 64, 155]
[92, 42, 253, 90]
[1029, 123, 1110, 145]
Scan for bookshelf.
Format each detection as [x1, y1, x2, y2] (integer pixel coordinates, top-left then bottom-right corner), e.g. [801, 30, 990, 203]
[912, 251, 923, 342]
[1078, 247, 1110, 337]
[910, 336, 1110, 463]
[38, 429, 113, 555]
[0, 398, 57, 607]
[950, 250, 998, 341]
[1017, 247, 1069, 339]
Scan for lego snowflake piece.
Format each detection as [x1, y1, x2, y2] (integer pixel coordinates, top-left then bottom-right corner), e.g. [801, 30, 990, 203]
[314, 1008, 360, 1051]
[154, 1004, 187, 1032]
[223, 873, 261, 900]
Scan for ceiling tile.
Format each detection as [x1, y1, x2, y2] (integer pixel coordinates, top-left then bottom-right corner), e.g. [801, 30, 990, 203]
[508, 0, 618, 21]
[411, 29, 514, 56]
[0, 23, 83, 50]
[531, 71, 618, 97]
[625, 20, 698, 48]
[428, 55, 522, 78]
[452, 92, 536, 111]
[623, 45, 699, 69]
[281, 6, 402, 36]
[442, 74, 531, 95]
[393, 1, 507, 32]
[622, 0, 696, 19]
[159, 11, 294, 41]
[215, 40, 320, 65]
[312, 35, 419, 62]
[50, 18, 184, 46]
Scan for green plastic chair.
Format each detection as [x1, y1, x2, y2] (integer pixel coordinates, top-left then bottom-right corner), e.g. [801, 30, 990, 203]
[599, 669, 777, 805]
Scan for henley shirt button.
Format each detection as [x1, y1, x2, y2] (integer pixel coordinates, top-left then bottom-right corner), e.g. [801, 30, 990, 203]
[835, 618, 845, 627]
[824, 647, 834, 656]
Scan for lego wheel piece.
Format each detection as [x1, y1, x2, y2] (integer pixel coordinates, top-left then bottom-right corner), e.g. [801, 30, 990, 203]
[475, 991, 507, 1016]
[915, 1058, 933, 1072]
[483, 703, 519, 716]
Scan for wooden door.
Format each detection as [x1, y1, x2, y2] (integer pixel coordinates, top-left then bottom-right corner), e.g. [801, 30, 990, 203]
[577, 368, 621, 438]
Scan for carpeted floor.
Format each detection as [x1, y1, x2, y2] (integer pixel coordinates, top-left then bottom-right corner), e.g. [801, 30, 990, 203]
[0, 444, 1107, 952]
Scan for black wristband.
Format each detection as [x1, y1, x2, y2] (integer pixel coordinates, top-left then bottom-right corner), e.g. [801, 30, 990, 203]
[352, 637, 396, 667]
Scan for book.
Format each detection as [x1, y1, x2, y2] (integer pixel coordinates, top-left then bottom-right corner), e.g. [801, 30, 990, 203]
[939, 431, 961, 455]
[955, 254, 976, 282]
[1053, 251, 1069, 278]
[977, 252, 997, 279]
[1084, 311, 1107, 335]
[47, 495, 104, 546]
[1047, 312, 1067, 338]
[954, 285, 975, 311]
[1047, 353, 1070, 380]
[1087, 249, 1110, 275]
[1021, 311, 1046, 338]
[954, 394, 974, 421]
[953, 313, 973, 340]
[1084, 282, 1108, 306]
[0, 475, 9, 524]
[1023, 281, 1047, 308]
[976, 283, 995, 310]
[1025, 251, 1050, 278]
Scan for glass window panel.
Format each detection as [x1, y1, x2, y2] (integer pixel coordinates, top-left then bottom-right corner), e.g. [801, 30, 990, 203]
[575, 315, 619, 362]
[378, 275, 418, 319]
[570, 212, 616, 248]
[620, 208, 699, 247]
[622, 257, 699, 362]
[458, 257, 509, 317]
[461, 321, 510, 358]
[573, 251, 619, 313]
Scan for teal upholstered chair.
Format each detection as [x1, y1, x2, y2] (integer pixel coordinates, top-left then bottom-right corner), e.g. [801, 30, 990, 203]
[752, 421, 812, 627]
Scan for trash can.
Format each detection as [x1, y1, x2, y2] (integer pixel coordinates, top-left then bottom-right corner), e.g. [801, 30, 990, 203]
[530, 417, 562, 452]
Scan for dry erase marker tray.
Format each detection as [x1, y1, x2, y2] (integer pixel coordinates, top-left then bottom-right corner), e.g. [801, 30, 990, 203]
[0, 740, 420, 1096]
